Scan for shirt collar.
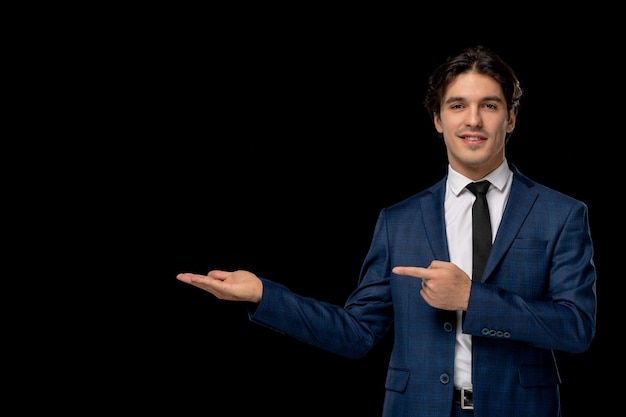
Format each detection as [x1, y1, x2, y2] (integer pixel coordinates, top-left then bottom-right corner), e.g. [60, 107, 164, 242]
[447, 159, 512, 196]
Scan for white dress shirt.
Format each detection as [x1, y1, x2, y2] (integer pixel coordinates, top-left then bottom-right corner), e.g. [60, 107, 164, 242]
[444, 160, 513, 389]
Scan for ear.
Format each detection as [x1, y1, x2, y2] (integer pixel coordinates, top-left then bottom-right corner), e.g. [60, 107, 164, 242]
[433, 113, 443, 133]
[506, 111, 516, 133]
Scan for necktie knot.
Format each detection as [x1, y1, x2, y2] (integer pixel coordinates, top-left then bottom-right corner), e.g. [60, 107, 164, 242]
[466, 180, 491, 196]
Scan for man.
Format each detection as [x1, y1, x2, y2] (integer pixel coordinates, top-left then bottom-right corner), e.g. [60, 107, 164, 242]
[176, 45, 597, 417]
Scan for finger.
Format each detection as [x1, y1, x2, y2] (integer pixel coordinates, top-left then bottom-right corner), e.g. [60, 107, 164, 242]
[207, 270, 230, 281]
[176, 273, 197, 283]
[428, 260, 447, 269]
[392, 266, 428, 278]
[177, 273, 219, 287]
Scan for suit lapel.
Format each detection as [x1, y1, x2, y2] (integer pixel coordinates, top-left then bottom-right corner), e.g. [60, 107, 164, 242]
[420, 178, 450, 262]
[483, 168, 538, 282]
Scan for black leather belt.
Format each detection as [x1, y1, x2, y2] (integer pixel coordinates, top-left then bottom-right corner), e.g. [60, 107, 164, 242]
[453, 387, 474, 410]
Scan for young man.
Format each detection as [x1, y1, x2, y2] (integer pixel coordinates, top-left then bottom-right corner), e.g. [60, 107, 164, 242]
[176, 45, 597, 417]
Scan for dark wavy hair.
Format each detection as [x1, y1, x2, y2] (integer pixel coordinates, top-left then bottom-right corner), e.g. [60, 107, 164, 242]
[424, 45, 523, 140]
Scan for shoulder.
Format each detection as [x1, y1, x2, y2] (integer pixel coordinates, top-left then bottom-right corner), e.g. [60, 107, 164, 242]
[510, 163, 589, 210]
[387, 177, 446, 210]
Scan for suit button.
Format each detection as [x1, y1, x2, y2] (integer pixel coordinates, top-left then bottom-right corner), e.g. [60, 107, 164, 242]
[444, 322, 454, 332]
[440, 374, 450, 384]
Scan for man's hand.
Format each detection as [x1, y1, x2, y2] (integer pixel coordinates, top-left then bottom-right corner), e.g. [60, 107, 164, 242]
[393, 260, 471, 311]
[176, 270, 263, 303]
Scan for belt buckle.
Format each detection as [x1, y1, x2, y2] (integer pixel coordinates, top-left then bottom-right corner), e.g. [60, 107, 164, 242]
[461, 387, 474, 410]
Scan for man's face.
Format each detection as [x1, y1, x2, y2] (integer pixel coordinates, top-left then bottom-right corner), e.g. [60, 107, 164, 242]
[434, 71, 515, 180]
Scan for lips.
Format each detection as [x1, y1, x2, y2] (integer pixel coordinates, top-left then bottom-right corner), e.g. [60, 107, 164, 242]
[461, 135, 486, 142]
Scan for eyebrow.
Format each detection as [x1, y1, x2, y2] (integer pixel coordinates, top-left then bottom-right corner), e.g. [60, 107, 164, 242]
[444, 95, 504, 104]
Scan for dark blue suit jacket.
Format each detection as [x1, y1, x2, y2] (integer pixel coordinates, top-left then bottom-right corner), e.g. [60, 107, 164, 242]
[250, 164, 597, 417]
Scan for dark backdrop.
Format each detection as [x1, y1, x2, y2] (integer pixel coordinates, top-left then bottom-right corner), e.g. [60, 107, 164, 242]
[88, 22, 614, 416]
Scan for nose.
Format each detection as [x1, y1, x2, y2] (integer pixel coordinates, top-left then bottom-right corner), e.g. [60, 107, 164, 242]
[465, 106, 482, 128]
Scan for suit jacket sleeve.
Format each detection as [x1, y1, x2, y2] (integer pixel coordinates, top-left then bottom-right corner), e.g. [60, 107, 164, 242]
[463, 185, 597, 353]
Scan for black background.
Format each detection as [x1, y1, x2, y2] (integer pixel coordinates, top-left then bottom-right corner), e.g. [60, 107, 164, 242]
[54, 15, 616, 416]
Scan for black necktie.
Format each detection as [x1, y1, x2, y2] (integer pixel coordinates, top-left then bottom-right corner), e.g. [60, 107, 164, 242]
[466, 180, 492, 282]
